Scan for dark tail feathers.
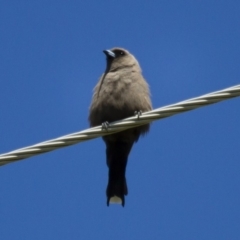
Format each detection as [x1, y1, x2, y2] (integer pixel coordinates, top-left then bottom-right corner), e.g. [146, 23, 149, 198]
[105, 140, 133, 207]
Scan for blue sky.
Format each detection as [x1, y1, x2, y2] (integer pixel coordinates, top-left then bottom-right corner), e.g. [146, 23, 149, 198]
[0, 1, 240, 239]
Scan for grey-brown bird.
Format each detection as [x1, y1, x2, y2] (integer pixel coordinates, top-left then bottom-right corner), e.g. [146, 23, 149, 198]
[89, 47, 152, 206]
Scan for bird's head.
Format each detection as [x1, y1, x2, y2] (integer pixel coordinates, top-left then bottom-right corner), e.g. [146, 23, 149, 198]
[103, 47, 141, 72]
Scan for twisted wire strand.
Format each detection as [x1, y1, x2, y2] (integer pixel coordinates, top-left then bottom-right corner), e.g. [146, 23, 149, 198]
[0, 84, 239, 166]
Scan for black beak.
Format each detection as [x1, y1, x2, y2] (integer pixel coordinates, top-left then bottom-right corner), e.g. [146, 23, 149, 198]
[103, 50, 116, 58]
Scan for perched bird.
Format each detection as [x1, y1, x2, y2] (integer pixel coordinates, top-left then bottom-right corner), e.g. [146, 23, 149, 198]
[89, 47, 152, 206]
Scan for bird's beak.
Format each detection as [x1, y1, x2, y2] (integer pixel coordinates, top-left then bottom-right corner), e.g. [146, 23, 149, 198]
[103, 50, 116, 58]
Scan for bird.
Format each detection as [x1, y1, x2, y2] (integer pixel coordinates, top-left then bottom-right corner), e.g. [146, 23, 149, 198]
[89, 47, 152, 206]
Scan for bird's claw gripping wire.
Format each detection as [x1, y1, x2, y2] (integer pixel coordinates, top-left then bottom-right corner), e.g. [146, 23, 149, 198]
[102, 121, 110, 130]
[134, 110, 142, 119]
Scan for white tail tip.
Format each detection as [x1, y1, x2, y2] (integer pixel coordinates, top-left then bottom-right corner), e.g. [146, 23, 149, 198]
[109, 196, 122, 205]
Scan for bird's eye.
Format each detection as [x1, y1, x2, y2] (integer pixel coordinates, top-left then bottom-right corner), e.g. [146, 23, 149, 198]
[120, 51, 124, 55]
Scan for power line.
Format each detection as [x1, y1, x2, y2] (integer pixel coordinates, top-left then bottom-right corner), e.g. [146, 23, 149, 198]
[0, 84, 239, 167]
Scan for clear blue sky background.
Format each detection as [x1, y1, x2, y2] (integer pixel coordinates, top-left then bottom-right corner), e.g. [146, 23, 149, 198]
[0, 1, 240, 239]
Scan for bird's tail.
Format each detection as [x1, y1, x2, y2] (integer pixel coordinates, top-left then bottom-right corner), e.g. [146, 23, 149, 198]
[107, 178, 128, 206]
[106, 140, 133, 207]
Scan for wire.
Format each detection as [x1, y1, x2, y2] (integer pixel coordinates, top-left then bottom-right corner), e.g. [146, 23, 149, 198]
[0, 84, 240, 167]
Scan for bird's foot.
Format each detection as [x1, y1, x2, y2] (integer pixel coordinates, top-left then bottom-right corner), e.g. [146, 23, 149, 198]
[134, 110, 142, 119]
[102, 121, 109, 130]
